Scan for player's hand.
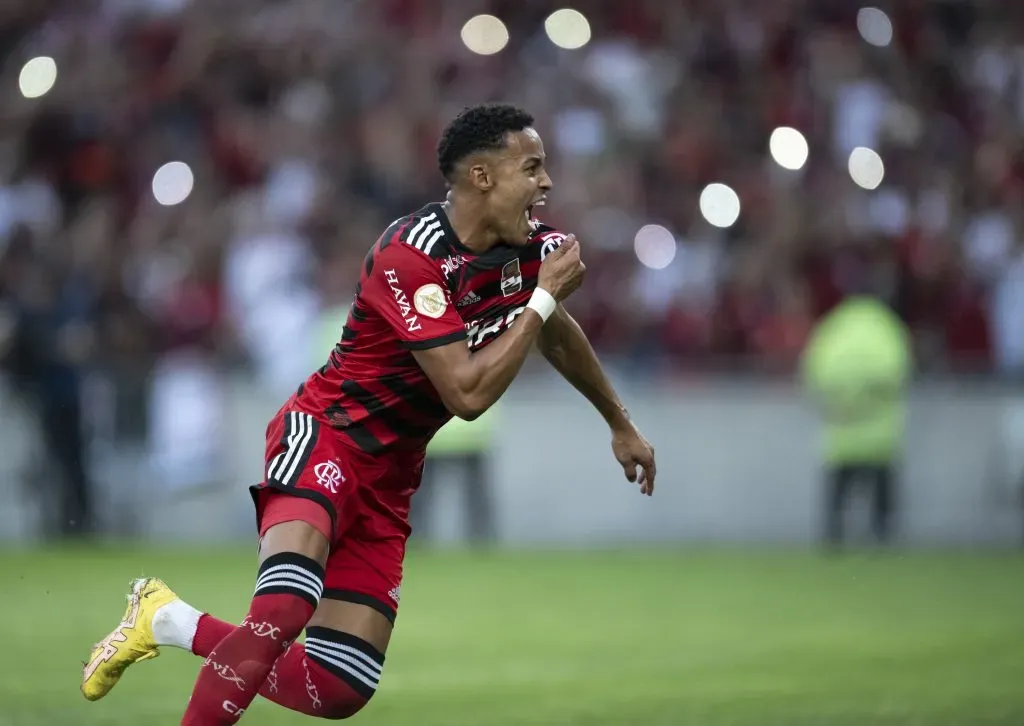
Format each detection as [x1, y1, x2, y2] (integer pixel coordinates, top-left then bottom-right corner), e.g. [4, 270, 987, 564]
[611, 421, 656, 496]
[537, 234, 586, 301]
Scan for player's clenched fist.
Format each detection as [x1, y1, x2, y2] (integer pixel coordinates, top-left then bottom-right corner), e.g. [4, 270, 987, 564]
[538, 233, 586, 301]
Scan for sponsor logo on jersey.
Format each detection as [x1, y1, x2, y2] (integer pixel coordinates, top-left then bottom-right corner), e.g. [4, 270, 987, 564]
[441, 254, 467, 278]
[456, 290, 481, 308]
[413, 283, 448, 318]
[384, 269, 421, 332]
[466, 305, 527, 349]
[501, 259, 523, 297]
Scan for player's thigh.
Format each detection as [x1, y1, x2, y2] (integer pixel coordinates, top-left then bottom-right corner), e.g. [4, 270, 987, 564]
[257, 517, 330, 566]
[311, 517, 408, 654]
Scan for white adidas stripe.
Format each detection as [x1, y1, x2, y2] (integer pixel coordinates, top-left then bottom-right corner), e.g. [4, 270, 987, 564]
[255, 577, 321, 602]
[266, 412, 316, 486]
[406, 214, 440, 251]
[254, 564, 324, 601]
[421, 228, 444, 255]
[304, 638, 382, 676]
[279, 415, 315, 487]
[305, 644, 380, 691]
[255, 563, 324, 592]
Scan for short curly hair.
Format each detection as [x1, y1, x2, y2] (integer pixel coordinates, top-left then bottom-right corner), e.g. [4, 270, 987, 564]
[437, 104, 535, 182]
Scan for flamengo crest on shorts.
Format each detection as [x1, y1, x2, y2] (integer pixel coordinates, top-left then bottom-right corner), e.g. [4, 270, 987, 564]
[313, 460, 345, 494]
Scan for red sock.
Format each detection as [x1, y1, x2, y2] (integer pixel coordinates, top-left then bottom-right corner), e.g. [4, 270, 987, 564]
[191, 614, 376, 716]
[181, 553, 323, 725]
[262, 639, 375, 718]
[192, 615, 233, 658]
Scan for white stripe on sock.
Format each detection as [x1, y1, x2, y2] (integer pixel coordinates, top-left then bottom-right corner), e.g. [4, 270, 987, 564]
[304, 637, 382, 676]
[305, 644, 380, 690]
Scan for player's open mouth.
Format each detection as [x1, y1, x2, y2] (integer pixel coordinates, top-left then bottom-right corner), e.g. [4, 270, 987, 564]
[525, 198, 546, 230]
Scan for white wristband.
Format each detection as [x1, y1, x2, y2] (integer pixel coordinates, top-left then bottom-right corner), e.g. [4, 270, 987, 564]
[527, 287, 557, 323]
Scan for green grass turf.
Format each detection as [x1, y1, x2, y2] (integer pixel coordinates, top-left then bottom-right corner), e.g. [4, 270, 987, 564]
[0, 545, 1022, 725]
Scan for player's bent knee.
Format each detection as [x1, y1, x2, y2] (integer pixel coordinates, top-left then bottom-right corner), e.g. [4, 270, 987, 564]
[251, 552, 326, 643]
[304, 626, 385, 719]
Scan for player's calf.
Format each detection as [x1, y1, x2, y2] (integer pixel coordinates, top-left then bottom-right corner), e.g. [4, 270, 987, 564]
[261, 626, 384, 719]
[182, 522, 329, 725]
[177, 614, 383, 719]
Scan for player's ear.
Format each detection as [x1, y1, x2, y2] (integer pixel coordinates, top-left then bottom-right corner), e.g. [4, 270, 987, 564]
[467, 162, 492, 191]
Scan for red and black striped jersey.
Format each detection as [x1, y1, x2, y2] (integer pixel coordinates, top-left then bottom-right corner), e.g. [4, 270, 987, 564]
[293, 202, 568, 455]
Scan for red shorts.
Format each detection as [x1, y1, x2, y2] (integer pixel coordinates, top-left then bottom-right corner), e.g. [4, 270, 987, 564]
[249, 405, 424, 623]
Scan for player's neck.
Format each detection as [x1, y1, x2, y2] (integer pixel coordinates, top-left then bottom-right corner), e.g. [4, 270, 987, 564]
[441, 195, 499, 255]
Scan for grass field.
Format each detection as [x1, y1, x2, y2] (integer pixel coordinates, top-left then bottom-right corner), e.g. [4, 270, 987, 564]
[1, 546, 1022, 726]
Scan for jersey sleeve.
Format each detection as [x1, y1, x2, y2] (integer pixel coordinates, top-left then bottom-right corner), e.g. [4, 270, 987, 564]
[363, 243, 467, 350]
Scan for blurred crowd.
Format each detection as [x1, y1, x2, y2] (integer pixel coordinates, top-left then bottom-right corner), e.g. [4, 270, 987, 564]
[2, 0, 1024, 398]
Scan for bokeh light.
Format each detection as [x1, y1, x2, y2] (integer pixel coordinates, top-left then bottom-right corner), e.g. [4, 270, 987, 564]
[848, 147, 885, 190]
[633, 224, 677, 270]
[19, 57, 57, 99]
[857, 7, 893, 48]
[461, 15, 509, 56]
[699, 184, 741, 228]
[152, 162, 195, 206]
[769, 127, 810, 171]
[544, 9, 592, 50]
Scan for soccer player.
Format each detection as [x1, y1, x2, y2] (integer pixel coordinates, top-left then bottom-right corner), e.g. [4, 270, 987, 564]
[81, 104, 656, 723]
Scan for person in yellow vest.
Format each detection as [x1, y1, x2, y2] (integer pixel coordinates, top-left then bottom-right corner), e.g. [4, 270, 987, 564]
[800, 295, 912, 548]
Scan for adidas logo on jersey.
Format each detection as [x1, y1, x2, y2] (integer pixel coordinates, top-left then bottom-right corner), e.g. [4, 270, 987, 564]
[456, 291, 481, 308]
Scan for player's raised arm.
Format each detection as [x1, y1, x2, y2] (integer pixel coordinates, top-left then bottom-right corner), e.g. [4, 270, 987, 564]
[411, 235, 585, 420]
[537, 297, 656, 495]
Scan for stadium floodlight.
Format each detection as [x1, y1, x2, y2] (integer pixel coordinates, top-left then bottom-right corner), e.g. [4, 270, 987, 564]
[461, 14, 509, 56]
[848, 147, 885, 190]
[152, 161, 195, 206]
[19, 57, 57, 99]
[699, 183, 741, 228]
[545, 9, 592, 50]
[634, 224, 677, 270]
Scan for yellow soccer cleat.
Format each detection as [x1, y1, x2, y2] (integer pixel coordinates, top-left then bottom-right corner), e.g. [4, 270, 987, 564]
[81, 577, 179, 701]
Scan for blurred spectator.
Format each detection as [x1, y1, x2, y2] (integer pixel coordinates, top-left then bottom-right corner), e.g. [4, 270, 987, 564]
[0, 221, 97, 538]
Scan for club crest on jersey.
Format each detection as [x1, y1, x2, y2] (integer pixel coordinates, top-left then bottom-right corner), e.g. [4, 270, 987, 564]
[414, 283, 448, 318]
[539, 231, 567, 260]
[501, 259, 523, 297]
